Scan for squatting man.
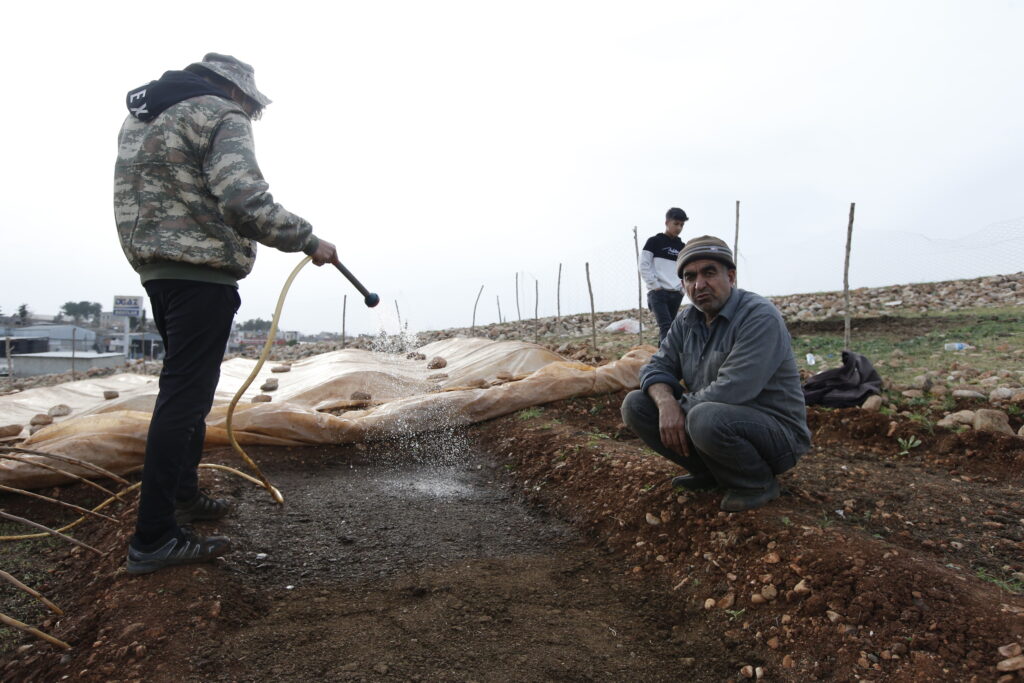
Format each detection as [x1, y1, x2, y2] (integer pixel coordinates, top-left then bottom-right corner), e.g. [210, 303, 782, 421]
[621, 236, 811, 511]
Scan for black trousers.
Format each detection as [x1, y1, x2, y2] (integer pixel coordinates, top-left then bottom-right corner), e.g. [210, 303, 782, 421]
[134, 280, 239, 544]
[620, 390, 800, 490]
[647, 289, 683, 343]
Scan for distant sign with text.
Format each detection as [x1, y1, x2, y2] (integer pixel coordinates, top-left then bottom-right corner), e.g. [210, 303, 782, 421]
[113, 295, 143, 318]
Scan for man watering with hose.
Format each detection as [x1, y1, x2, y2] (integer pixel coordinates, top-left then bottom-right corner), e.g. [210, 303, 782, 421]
[114, 53, 340, 574]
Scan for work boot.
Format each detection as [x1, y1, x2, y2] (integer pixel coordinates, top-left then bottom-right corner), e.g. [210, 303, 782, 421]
[175, 490, 232, 525]
[720, 478, 781, 512]
[671, 472, 720, 492]
[126, 527, 232, 575]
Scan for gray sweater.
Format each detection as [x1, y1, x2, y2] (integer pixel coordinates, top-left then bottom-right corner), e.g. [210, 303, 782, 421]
[639, 288, 811, 451]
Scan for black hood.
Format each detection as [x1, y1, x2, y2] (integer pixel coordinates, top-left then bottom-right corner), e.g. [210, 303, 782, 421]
[125, 70, 229, 122]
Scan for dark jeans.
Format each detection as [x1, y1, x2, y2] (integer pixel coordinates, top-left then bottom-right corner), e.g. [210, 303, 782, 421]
[134, 280, 239, 544]
[620, 390, 800, 490]
[647, 289, 683, 343]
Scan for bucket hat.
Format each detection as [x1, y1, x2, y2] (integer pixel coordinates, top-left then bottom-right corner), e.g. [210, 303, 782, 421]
[186, 53, 271, 107]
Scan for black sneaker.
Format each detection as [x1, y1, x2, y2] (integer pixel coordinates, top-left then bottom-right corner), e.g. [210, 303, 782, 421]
[720, 478, 781, 512]
[126, 528, 232, 575]
[671, 472, 720, 492]
[175, 490, 232, 524]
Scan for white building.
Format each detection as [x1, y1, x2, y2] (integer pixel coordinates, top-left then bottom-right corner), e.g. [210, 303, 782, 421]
[5, 325, 96, 352]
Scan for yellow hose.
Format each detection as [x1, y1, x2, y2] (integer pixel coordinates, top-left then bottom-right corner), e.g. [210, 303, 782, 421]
[224, 255, 312, 505]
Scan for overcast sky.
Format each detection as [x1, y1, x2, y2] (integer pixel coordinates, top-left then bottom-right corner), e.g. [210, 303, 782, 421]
[2, 1, 1021, 335]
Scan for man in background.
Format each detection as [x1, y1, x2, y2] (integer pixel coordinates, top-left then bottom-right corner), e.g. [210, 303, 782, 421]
[639, 207, 688, 343]
[114, 53, 340, 573]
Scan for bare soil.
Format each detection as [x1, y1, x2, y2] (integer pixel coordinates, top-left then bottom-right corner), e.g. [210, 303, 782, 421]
[3, 367, 1024, 681]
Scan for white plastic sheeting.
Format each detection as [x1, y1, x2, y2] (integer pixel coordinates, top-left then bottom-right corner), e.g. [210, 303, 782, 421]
[1, 339, 653, 489]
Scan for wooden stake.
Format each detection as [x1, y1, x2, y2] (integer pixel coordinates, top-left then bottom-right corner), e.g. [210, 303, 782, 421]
[0, 454, 121, 499]
[515, 272, 521, 322]
[394, 300, 402, 330]
[496, 296, 503, 324]
[0, 484, 118, 523]
[734, 200, 741, 287]
[471, 285, 484, 334]
[633, 226, 643, 346]
[843, 202, 856, 350]
[2, 446, 130, 485]
[585, 262, 597, 351]
[534, 280, 539, 344]
[71, 328, 76, 381]
[0, 510, 105, 555]
[0, 613, 71, 650]
[0, 569, 64, 615]
[556, 263, 562, 330]
[341, 294, 347, 348]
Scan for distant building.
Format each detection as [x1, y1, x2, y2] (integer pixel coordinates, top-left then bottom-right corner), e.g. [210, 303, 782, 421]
[8, 351, 124, 378]
[106, 332, 164, 359]
[99, 311, 128, 329]
[3, 325, 96, 352]
[230, 329, 298, 349]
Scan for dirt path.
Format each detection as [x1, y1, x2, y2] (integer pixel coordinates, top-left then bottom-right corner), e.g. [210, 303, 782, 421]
[189, 444, 691, 681]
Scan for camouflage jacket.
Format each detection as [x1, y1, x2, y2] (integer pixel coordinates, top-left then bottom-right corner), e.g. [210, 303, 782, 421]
[113, 95, 318, 284]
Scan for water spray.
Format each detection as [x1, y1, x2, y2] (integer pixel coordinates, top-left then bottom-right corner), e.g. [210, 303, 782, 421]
[226, 255, 379, 504]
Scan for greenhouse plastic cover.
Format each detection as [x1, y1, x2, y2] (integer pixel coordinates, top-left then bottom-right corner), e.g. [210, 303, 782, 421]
[1, 339, 654, 489]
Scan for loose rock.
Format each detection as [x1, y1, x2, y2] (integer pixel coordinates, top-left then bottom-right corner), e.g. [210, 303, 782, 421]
[260, 379, 279, 392]
[270, 365, 291, 373]
[973, 409, 1015, 436]
[427, 356, 447, 369]
[990, 387, 1015, 402]
[350, 390, 372, 401]
[861, 395, 883, 411]
[952, 389, 987, 400]
[999, 643, 1022, 658]
[644, 513, 661, 526]
[48, 404, 72, 417]
[103, 390, 119, 400]
[252, 395, 272, 403]
[29, 414, 53, 426]
[0, 424, 22, 438]
[937, 410, 976, 428]
[997, 655, 1024, 672]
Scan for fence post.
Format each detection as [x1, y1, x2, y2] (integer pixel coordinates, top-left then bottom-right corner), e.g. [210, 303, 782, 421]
[496, 296, 503, 324]
[472, 285, 484, 335]
[734, 200, 741, 287]
[71, 328, 76, 381]
[633, 226, 643, 346]
[534, 280, 539, 344]
[585, 262, 597, 352]
[5, 336, 11, 378]
[394, 300, 402, 331]
[341, 294, 347, 348]
[514, 272, 522, 335]
[556, 263, 562, 334]
[843, 202, 856, 350]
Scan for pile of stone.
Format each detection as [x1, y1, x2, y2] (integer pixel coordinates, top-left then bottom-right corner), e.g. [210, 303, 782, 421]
[867, 360, 1024, 437]
[771, 272, 1023, 321]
